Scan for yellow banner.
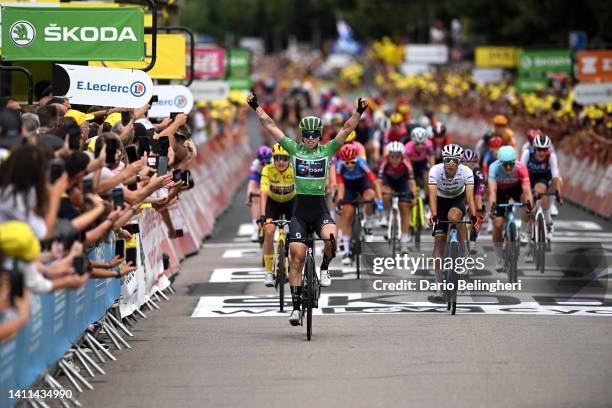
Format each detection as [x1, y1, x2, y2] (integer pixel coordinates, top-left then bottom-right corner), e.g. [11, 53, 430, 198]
[475, 47, 520, 68]
[89, 34, 186, 80]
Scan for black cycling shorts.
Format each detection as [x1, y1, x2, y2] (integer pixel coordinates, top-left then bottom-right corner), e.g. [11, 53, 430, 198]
[288, 195, 335, 243]
[341, 178, 374, 205]
[494, 185, 523, 217]
[433, 192, 466, 236]
[264, 197, 295, 221]
[382, 175, 412, 202]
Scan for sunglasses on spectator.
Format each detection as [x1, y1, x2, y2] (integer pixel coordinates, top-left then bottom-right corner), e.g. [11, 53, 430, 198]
[443, 158, 459, 165]
[274, 155, 290, 162]
[501, 161, 515, 168]
[302, 131, 321, 139]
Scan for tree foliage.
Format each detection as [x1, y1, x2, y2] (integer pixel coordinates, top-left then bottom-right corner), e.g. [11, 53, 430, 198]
[180, 0, 612, 49]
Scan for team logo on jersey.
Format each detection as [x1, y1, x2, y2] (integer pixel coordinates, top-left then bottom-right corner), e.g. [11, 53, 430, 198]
[295, 158, 326, 179]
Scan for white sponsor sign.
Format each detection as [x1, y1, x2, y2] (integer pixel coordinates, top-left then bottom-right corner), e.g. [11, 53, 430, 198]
[573, 82, 612, 105]
[405, 44, 448, 64]
[58, 64, 153, 108]
[399, 63, 432, 75]
[148, 85, 194, 118]
[191, 295, 612, 317]
[190, 80, 230, 102]
[472, 68, 504, 84]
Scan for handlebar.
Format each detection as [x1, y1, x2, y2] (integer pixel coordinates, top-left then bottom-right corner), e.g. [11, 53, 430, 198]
[534, 190, 562, 204]
[267, 219, 291, 227]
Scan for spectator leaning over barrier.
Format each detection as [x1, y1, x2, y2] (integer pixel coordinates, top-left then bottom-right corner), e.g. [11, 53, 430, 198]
[0, 91, 238, 339]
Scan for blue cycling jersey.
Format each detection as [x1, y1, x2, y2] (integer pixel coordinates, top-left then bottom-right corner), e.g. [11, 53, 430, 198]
[336, 156, 371, 182]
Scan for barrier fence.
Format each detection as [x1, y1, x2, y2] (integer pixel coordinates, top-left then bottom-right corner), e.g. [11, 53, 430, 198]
[0, 136, 252, 407]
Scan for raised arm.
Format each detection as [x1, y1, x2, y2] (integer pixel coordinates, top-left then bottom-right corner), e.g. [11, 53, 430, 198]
[334, 98, 368, 145]
[246, 92, 285, 142]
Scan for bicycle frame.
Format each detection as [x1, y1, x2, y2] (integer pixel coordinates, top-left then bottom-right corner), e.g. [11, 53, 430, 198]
[436, 220, 472, 315]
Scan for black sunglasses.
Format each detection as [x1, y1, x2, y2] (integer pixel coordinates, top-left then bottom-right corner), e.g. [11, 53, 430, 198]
[501, 161, 515, 167]
[302, 131, 320, 139]
[274, 155, 290, 162]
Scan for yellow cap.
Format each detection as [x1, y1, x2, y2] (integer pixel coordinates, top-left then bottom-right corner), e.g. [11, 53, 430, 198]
[390, 112, 403, 124]
[346, 130, 357, 142]
[104, 112, 122, 126]
[196, 100, 207, 108]
[87, 136, 98, 153]
[65, 109, 95, 126]
[0, 221, 41, 261]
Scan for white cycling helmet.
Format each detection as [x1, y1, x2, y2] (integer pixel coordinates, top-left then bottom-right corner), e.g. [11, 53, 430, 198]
[442, 144, 464, 159]
[533, 134, 552, 149]
[411, 127, 428, 144]
[387, 141, 405, 155]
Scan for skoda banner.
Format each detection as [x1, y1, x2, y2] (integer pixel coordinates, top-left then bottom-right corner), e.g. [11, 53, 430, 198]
[1, 6, 144, 61]
[149, 85, 194, 119]
[56, 64, 153, 108]
[518, 50, 572, 74]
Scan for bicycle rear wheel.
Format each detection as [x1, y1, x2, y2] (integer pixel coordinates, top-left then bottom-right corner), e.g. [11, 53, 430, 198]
[277, 239, 286, 312]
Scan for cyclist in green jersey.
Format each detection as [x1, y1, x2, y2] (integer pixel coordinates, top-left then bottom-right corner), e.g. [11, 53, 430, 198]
[247, 91, 368, 325]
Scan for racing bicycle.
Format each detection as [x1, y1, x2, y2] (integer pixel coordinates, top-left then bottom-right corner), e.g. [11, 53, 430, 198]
[268, 217, 291, 312]
[297, 235, 335, 341]
[436, 220, 472, 315]
[530, 191, 560, 274]
[494, 202, 530, 283]
[410, 186, 425, 251]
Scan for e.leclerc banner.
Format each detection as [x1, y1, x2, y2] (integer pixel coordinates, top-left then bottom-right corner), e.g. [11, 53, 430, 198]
[518, 50, 572, 74]
[1, 6, 144, 61]
[57, 64, 153, 108]
[148, 85, 194, 118]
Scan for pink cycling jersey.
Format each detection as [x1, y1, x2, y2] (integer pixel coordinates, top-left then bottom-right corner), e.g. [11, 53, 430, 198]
[404, 140, 433, 162]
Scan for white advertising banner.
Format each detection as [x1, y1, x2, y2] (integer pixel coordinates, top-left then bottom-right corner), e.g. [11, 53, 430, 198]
[573, 82, 612, 105]
[405, 44, 449, 64]
[399, 63, 433, 75]
[148, 85, 195, 118]
[472, 68, 504, 84]
[190, 80, 230, 102]
[58, 64, 153, 108]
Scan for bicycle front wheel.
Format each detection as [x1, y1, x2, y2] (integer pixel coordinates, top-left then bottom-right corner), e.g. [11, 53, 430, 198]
[537, 215, 546, 274]
[414, 201, 422, 251]
[277, 239, 286, 312]
[508, 223, 518, 283]
[304, 254, 315, 341]
[352, 211, 362, 279]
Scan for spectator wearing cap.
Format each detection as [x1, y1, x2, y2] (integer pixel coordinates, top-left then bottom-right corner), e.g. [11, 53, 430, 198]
[65, 109, 95, 142]
[0, 109, 24, 155]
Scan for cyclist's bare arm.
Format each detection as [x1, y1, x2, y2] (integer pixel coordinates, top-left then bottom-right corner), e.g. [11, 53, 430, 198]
[465, 184, 477, 217]
[254, 106, 285, 142]
[247, 92, 285, 142]
[428, 184, 438, 215]
[260, 190, 268, 217]
[487, 180, 497, 211]
[409, 179, 417, 200]
[334, 98, 368, 145]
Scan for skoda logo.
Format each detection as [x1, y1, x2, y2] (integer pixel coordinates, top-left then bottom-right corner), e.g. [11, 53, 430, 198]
[130, 81, 146, 97]
[520, 55, 532, 69]
[9, 20, 36, 47]
[174, 95, 187, 108]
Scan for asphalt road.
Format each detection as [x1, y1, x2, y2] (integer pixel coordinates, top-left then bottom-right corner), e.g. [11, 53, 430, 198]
[79, 121, 612, 408]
